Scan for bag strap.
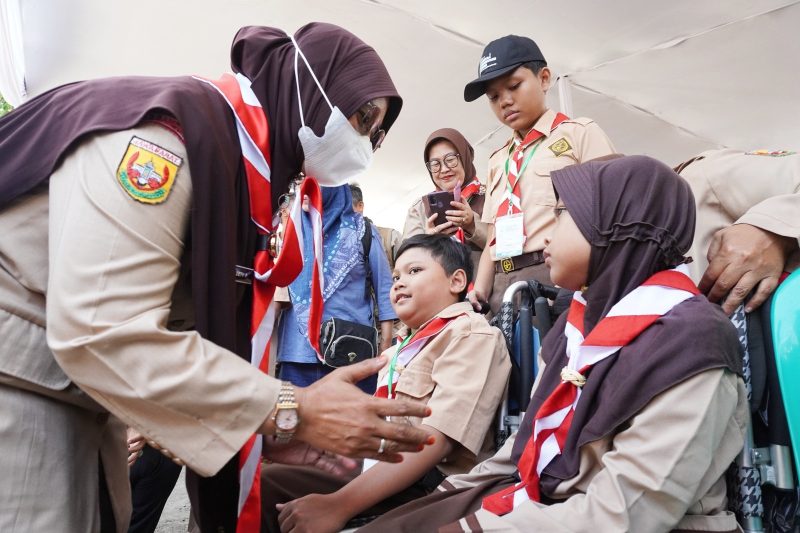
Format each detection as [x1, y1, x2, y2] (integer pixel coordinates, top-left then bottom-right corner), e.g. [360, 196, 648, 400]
[362, 217, 377, 325]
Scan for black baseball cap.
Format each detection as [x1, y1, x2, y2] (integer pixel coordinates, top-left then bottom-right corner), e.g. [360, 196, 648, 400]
[463, 35, 546, 102]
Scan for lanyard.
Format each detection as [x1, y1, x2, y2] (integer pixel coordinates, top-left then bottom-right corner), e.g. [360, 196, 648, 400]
[503, 140, 542, 215]
[387, 333, 413, 399]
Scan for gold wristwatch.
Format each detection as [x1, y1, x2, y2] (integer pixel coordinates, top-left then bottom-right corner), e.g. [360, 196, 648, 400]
[272, 381, 299, 443]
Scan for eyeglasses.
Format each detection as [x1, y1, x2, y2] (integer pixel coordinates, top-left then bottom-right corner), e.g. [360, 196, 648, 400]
[356, 101, 386, 151]
[426, 152, 461, 174]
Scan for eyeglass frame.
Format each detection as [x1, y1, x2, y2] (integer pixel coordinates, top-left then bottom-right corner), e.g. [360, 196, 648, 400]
[355, 101, 386, 151]
[425, 152, 462, 174]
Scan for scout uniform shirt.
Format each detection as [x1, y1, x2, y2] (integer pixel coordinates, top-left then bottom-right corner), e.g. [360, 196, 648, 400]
[679, 148, 800, 281]
[377, 301, 511, 476]
[440, 366, 747, 532]
[481, 108, 616, 260]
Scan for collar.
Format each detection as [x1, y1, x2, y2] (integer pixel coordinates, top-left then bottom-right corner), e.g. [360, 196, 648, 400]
[431, 301, 473, 320]
[512, 108, 556, 144]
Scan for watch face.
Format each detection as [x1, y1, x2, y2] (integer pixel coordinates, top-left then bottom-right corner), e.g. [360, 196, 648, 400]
[276, 409, 298, 431]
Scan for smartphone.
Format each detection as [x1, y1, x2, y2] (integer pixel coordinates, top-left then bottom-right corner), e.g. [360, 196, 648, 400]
[423, 191, 455, 226]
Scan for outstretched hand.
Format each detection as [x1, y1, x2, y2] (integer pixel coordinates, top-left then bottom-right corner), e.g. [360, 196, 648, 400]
[700, 223, 796, 314]
[293, 356, 434, 463]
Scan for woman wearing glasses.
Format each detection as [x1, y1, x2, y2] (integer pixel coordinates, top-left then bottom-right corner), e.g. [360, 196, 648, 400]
[403, 128, 488, 269]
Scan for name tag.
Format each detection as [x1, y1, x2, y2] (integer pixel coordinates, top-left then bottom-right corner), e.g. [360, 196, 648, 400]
[234, 265, 253, 285]
[494, 213, 524, 259]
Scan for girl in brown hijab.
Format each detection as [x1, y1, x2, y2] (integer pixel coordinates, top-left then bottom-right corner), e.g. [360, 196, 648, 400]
[403, 128, 488, 270]
[359, 155, 746, 533]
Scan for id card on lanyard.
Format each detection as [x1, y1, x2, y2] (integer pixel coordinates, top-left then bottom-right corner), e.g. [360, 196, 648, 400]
[363, 334, 412, 473]
[494, 141, 541, 259]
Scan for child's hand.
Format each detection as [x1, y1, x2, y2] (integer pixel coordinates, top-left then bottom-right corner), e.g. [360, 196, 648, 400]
[446, 200, 475, 233]
[424, 213, 458, 236]
[276, 493, 349, 533]
[467, 288, 489, 313]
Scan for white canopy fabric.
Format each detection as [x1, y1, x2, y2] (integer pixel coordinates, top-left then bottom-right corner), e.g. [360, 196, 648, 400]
[0, 0, 26, 106]
[19, 0, 800, 229]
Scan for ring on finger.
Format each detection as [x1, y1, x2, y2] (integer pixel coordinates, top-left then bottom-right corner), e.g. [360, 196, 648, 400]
[378, 438, 386, 454]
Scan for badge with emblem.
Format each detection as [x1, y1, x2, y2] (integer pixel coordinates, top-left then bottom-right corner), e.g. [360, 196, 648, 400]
[116, 136, 183, 204]
[548, 137, 572, 157]
[745, 149, 796, 157]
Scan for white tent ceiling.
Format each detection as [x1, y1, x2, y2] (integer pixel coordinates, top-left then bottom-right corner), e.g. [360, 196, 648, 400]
[18, 0, 800, 229]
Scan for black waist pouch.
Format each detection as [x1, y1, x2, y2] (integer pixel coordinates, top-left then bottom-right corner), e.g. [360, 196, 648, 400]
[320, 318, 378, 368]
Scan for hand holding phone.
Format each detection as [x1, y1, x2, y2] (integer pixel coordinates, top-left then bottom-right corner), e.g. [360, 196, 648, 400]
[423, 191, 455, 227]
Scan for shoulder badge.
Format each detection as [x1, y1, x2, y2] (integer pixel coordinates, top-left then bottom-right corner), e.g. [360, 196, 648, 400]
[548, 137, 572, 157]
[116, 136, 183, 204]
[745, 149, 796, 157]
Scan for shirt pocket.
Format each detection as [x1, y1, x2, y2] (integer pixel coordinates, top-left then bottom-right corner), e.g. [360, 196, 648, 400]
[395, 367, 435, 401]
[530, 157, 573, 206]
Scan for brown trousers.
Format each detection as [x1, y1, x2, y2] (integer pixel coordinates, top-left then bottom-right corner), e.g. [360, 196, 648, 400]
[357, 476, 517, 533]
[260, 463, 442, 532]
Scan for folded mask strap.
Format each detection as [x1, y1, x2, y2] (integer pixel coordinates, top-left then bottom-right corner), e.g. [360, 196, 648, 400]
[291, 34, 334, 129]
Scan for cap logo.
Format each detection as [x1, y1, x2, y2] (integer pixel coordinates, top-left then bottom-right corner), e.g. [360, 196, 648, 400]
[479, 54, 497, 75]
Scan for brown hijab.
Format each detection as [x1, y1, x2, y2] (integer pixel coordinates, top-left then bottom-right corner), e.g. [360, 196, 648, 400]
[232, 23, 403, 193]
[511, 156, 741, 496]
[423, 128, 478, 187]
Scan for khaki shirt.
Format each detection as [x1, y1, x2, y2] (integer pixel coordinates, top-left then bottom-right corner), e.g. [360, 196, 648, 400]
[378, 302, 510, 477]
[444, 366, 747, 532]
[679, 148, 800, 281]
[481, 109, 616, 259]
[1, 123, 280, 477]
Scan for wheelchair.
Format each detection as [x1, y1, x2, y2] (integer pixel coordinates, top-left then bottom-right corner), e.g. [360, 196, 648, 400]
[495, 270, 800, 532]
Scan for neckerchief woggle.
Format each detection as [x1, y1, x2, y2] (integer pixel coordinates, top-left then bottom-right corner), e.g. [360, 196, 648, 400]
[482, 265, 699, 515]
[196, 72, 325, 533]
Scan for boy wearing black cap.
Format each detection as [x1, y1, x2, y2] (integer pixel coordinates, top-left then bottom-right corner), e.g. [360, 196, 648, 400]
[465, 35, 616, 314]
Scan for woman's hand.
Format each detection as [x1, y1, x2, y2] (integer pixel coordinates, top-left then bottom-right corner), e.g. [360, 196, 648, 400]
[264, 437, 357, 477]
[276, 493, 349, 533]
[446, 200, 475, 234]
[424, 213, 458, 236]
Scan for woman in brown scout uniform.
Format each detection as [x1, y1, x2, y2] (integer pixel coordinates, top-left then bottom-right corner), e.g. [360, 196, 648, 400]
[403, 128, 488, 271]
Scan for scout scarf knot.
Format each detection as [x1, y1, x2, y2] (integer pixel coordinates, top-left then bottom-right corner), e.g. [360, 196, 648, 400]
[496, 113, 569, 219]
[482, 264, 699, 515]
[199, 71, 325, 532]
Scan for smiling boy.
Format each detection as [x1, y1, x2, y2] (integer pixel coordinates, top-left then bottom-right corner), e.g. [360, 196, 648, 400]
[465, 35, 616, 314]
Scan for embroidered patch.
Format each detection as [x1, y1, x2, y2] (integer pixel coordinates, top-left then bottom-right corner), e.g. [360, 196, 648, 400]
[548, 137, 572, 157]
[116, 136, 183, 204]
[745, 149, 796, 157]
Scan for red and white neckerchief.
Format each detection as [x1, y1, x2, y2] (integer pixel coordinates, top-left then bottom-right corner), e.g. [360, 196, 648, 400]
[482, 265, 699, 515]
[453, 178, 483, 244]
[375, 315, 460, 399]
[492, 113, 569, 244]
[197, 72, 325, 532]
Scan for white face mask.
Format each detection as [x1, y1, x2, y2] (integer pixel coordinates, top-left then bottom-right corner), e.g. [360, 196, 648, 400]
[291, 36, 373, 187]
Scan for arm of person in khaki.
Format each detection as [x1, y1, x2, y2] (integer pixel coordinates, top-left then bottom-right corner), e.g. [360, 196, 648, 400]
[276, 323, 511, 533]
[46, 126, 432, 476]
[682, 149, 800, 314]
[470, 369, 747, 532]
